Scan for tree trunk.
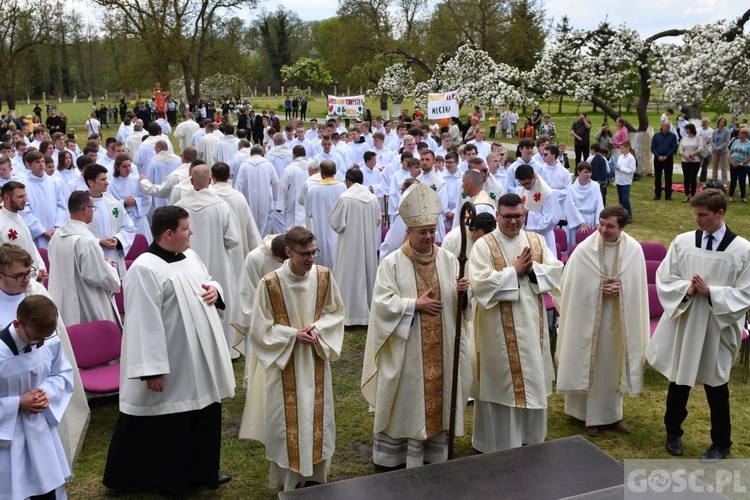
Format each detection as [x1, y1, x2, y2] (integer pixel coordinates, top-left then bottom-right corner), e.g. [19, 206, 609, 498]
[681, 102, 702, 120]
[392, 101, 402, 118]
[558, 94, 563, 114]
[380, 93, 389, 120]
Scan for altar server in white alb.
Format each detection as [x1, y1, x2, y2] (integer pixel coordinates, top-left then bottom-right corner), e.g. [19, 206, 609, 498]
[0, 295, 73, 500]
[245, 226, 345, 491]
[328, 168, 381, 326]
[648, 189, 750, 462]
[235, 145, 279, 236]
[555, 205, 649, 437]
[176, 164, 241, 358]
[48, 191, 122, 328]
[83, 164, 136, 278]
[564, 161, 604, 249]
[0, 244, 90, 472]
[276, 146, 311, 231]
[103, 206, 235, 496]
[107, 154, 153, 244]
[468, 193, 563, 453]
[303, 160, 346, 269]
[362, 183, 473, 469]
[0, 181, 48, 277]
[514, 164, 561, 256]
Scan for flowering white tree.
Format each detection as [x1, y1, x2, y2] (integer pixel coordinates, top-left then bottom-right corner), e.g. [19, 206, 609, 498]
[368, 63, 415, 106]
[200, 73, 253, 102]
[654, 15, 750, 112]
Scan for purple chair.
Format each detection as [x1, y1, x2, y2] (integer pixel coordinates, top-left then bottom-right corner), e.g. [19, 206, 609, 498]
[381, 226, 390, 243]
[561, 243, 578, 265]
[640, 241, 667, 262]
[67, 320, 122, 395]
[114, 288, 125, 316]
[648, 284, 664, 337]
[574, 228, 595, 245]
[553, 228, 567, 253]
[645, 260, 660, 285]
[125, 233, 149, 261]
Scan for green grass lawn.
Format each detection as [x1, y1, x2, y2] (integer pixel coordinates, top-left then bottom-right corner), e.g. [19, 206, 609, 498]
[30, 95, 746, 497]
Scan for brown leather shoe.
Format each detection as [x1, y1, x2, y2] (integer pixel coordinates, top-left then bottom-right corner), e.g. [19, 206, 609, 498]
[613, 420, 631, 434]
[584, 425, 599, 437]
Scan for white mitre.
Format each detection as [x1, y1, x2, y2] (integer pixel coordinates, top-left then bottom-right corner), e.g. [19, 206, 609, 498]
[398, 182, 442, 228]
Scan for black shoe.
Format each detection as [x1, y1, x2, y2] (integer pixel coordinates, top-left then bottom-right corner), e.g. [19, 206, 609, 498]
[653, 195, 661, 200]
[665, 197, 673, 201]
[665, 435, 683, 456]
[208, 474, 232, 490]
[700, 444, 731, 462]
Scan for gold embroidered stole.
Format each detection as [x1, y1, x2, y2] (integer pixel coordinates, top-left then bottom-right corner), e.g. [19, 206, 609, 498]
[265, 266, 330, 472]
[482, 232, 544, 408]
[400, 242, 444, 437]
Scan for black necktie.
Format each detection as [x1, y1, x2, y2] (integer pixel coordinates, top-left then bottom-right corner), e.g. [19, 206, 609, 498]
[23, 344, 31, 353]
[706, 234, 714, 251]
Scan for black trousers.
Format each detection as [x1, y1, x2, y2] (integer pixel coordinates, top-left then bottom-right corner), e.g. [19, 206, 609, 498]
[664, 382, 731, 447]
[699, 155, 711, 182]
[682, 161, 700, 196]
[30, 491, 56, 500]
[574, 142, 589, 166]
[653, 156, 674, 198]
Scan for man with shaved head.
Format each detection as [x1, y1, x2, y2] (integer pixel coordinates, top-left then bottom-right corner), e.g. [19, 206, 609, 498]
[176, 164, 242, 358]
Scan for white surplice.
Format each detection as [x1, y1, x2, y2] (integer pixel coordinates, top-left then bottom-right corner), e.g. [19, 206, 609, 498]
[176, 189, 241, 354]
[564, 179, 604, 248]
[173, 119, 200, 152]
[328, 183, 381, 325]
[89, 192, 136, 277]
[468, 229, 563, 452]
[119, 250, 235, 416]
[148, 151, 182, 210]
[48, 220, 121, 327]
[22, 172, 69, 250]
[647, 230, 750, 387]
[304, 179, 346, 269]
[0, 332, 73, 500]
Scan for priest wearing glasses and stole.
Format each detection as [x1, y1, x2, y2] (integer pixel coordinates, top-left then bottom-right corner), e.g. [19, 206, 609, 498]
[362, 183, 473, 469]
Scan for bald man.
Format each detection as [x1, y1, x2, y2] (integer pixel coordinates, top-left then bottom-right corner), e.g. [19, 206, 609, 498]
[176, 165, 242, 358]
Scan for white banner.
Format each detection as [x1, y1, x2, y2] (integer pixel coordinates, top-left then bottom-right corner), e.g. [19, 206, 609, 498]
[326, 95, 365, 120]
[427, 91, 459, 119]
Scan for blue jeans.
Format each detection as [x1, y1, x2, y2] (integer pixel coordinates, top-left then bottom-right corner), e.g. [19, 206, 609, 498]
[617, 184, 632, 220]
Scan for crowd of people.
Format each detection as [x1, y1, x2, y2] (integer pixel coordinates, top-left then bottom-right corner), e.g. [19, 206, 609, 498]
[1, 101, 749, 498]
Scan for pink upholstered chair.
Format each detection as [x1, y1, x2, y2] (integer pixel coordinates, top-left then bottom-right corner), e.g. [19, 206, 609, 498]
[38, 247, 50, 271]
[67, 320, 122, 395]
[648, 284, 664, 337]
[125, 234, 149, 261]
[645, 260, 661, 285]
[640, 241, 667, 262]
[553, 228, 567, 254]
[574, 228, 594, 245]
[561, 243, 578, 265]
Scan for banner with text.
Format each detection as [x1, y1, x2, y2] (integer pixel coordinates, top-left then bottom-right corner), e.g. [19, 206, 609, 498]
[327, 95, 365, 120]
[427, 91, 459, 119]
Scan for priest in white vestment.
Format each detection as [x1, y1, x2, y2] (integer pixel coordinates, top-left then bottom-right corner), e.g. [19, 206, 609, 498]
[514, 165, 561, 256]
[303, 160, 346, 269]
[245, 226, 345, 491]
[139, 147, 196, 205]
[277, 147, 311, 231]
[0, 244, 89, 471]
[132, 123, 167, 181]
[196, 122, 223, 167]
[176, 165, 241, 358]
[210, 162, 261, 283]
[362, 183, 473, 468]
[451, 169, 497, 230]
[84, 164, 136, 278]
[451, 159, 504, 229]
[555, 205, 648, 437]
[48, 191, 121, 328]
[328, 169, 381, 326]
[417, 151, 448, 243]
[267, 133, 296, 233]
[0, 296, 73, 500]
[0, 182, 47, 275]
[468, 193, 563, 452]
[235, 146, 279, 236]
[104, 205, 235, 495]
[647, 189, 750, 461]
[564, 162, 604, 249]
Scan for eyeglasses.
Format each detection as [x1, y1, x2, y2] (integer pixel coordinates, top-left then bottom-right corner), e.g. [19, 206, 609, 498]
[499, 214, 524, 221]
[1, 266, 36, 283]
[85, 205, 97, 211]
[19, 322, 58, 346]
[289, 248, 320, 259]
